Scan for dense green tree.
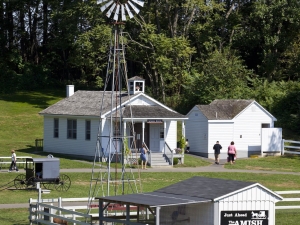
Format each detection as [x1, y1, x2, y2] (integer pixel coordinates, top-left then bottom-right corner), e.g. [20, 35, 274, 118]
[128, 21, 195, 107]
[182, 48, 254, 111]
[232, 0, 300, 80]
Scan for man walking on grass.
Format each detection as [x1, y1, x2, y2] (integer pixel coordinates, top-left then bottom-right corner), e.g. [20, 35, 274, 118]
[213, 141, 222, 165]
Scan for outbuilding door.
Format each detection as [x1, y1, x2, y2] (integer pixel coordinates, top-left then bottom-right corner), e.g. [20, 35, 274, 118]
[261, 128, 282, 154]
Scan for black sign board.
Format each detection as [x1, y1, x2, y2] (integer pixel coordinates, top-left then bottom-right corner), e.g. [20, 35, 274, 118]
[147, 119, 163, 123]
[221, 210, 268, 225]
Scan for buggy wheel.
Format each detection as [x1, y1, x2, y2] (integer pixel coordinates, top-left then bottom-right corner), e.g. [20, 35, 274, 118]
[14, 174, 27, 189]
[26, 177, 37, 189]
[55, 174, 71, 192]
[42, 182, 55, 190]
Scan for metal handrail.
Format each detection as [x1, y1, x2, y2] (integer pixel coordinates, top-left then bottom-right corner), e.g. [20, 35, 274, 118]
[164, 142, 173, 166]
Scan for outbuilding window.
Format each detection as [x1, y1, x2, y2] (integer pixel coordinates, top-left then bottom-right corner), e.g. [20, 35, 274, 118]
[54, 118, 59, 138]
[86, 120, 91, 140]
[67, 119, 77, 139]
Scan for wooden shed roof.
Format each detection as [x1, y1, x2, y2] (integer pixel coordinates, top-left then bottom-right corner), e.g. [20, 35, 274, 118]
[195, 99, 273, 120]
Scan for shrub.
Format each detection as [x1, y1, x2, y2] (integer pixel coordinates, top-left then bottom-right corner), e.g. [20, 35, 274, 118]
[179, 137, 186, 150]
[173, 158, 179, 165]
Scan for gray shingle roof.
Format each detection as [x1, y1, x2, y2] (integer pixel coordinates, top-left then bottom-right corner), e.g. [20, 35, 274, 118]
[155, 176, 255, 200]
[96, 176, 256, 207]
[39, 91, 133, 117]
[39, 90, 185, 119]
[123, 105, 186, 119]
[196, 99, 254, 120]
[128, 76, 145, 81]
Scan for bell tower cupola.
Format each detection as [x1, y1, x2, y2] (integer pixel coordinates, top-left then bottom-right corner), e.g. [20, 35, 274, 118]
[128, 76, 145, 95]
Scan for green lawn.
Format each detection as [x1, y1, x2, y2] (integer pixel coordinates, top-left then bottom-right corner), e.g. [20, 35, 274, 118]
[0, 89, 65, 156]
[224, 154, 300, 172]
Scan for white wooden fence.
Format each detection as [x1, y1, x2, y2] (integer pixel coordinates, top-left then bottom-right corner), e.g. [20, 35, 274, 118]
[275, 190, 300, 210]
[29, 197, 95, 225]
[282, 139, 300, 155]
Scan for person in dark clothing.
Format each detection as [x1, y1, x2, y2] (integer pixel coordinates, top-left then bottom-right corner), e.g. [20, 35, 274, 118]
[213, 141, 222, 164]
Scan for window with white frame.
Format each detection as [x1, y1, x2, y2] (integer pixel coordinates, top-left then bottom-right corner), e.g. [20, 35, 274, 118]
[67, 119, 77, 139]
[54, 118, 59, 138]
[86, 120, 91, 140]
[160, 123, 164, 138]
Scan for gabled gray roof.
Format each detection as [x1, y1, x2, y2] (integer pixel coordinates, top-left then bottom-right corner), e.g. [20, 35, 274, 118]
[123, 105, 186, 119]
[39, 90, 185, 119]
[155, 176, 255, 200]
[39, 91, 134, 117]
[196, 99, 254, 120]
[128, 76, 145, 81]
[96, 176, 275, 208]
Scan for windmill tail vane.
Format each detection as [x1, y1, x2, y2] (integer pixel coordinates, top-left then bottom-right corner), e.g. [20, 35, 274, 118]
[97, 0, 144, 22]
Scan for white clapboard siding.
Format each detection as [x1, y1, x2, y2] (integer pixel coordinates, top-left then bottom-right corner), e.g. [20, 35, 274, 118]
[165, 121, 177, 151]
[208, 122, 233, 159]
[43, 116, 98, 157]
[234, 103, 274, 154]
[130, 95, 156, 106]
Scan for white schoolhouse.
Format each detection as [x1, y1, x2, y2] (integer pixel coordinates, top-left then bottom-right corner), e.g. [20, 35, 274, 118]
[39, 77, 187, 163]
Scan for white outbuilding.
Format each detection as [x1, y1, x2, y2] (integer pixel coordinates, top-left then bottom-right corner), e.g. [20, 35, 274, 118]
[96, 176, 283, 225]
[185, 99, 282, 159]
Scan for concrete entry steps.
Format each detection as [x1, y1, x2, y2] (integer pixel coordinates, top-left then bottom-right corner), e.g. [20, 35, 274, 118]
[150, 153, 170, 167]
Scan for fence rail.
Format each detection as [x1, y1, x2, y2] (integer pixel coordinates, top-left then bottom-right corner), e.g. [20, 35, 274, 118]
[282, 139, 300, 155]
[0, 156, 32, 170]
[275, 190, 300, 210]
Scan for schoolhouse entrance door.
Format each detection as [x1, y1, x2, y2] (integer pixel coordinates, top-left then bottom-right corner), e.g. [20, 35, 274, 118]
[149, 124, 160, 152]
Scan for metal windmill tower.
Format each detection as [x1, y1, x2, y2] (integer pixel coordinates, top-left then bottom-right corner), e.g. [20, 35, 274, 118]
[87, 0, 145, 214]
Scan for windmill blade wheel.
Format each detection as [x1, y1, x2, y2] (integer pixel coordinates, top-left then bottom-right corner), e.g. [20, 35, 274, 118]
[55, 174, 71, 192]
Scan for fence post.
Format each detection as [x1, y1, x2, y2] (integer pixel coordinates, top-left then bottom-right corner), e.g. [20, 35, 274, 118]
[59, 197, 62, 216]
[281, 139, 285, 155]
[72, 209, 76, 225]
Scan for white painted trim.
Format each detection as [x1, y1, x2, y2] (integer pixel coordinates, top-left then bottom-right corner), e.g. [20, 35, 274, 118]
[208, 120, 234, 123]
[123, 117, 187, 121]
[101, 93, 185, 118]
[214, 183, 283, 202]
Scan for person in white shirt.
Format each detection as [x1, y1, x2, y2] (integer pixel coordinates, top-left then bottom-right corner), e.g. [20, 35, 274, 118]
[9, 150, 19, 172]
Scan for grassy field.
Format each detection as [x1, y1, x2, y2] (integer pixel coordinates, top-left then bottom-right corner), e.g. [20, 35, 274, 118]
[0, 89, 65, 156]
[1, 90, 300, 224]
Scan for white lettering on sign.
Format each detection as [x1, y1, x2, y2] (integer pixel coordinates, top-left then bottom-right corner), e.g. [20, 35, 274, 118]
[235, 213, 247, 217]
[240, 220, 264, 225]
[225, 213, 233, 217]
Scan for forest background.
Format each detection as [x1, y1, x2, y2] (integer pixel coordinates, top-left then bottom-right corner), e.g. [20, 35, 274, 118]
[0, 0, 299, 133]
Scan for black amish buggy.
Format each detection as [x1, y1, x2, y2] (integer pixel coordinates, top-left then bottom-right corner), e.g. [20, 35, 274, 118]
[13, 157, 71, 191]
